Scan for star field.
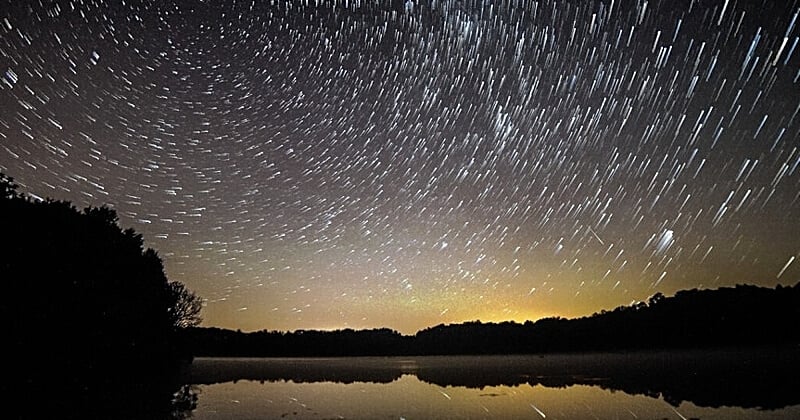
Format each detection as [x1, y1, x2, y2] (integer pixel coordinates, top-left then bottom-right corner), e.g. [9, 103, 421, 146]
[2, 0, 799, 334]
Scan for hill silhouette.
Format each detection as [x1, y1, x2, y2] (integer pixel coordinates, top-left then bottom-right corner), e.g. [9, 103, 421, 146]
[1, 173, 202, 417]
[185, 281, 800, 357]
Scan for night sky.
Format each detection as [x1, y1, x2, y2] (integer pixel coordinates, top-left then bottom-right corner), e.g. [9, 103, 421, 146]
[2, 0, 799, 334]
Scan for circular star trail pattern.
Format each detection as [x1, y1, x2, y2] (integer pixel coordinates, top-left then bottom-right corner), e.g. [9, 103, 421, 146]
[2, 0, 799, 333]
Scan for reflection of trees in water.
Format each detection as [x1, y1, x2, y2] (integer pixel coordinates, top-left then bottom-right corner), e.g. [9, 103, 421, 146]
[10, 374, 197, 419]
[171, 385, 200, 419]
[190, 357, 403, 385]
[188, 350, 800, 411]
[412, 350, 800, 410]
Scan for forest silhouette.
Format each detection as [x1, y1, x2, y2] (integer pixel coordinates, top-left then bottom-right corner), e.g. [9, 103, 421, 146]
[1, 173, 202, 417]
[186, 281, 800, 357]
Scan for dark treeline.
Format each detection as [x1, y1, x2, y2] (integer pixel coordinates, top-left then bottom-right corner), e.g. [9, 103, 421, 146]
[185, 327, 411, 357]
[186, 281, 800, 356]
[1, 173, 202, 418]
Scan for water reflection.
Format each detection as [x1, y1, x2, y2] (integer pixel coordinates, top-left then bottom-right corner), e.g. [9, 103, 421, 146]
[191, 377, 800, 420]
[187, 348, 799, 418]
[9, 371, 198, 419]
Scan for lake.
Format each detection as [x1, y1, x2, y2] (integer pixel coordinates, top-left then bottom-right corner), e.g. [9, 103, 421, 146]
[181, 349, 800, 419]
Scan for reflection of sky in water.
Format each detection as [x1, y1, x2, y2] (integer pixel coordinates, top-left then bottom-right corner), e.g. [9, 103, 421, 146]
[190, 376, 800, 419]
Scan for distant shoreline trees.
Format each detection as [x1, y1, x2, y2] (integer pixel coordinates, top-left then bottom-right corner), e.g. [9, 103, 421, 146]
[186, 282, 800, 357]
[1, 172, 203, 381]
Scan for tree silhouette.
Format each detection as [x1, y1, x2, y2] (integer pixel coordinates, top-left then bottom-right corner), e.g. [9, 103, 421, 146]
[0, 172, 19, 199]
[168, 280, 203, 329]
[1, 171, 202, 415]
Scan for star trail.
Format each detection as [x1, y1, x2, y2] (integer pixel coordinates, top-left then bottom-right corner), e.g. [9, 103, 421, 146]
[1, 0, 799, 334]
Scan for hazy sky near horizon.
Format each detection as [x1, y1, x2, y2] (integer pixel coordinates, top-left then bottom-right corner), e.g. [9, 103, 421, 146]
[2, 0, 799, 334]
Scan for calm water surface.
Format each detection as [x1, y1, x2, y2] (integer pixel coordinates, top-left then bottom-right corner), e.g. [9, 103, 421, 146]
[184, 350, 800, 419]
